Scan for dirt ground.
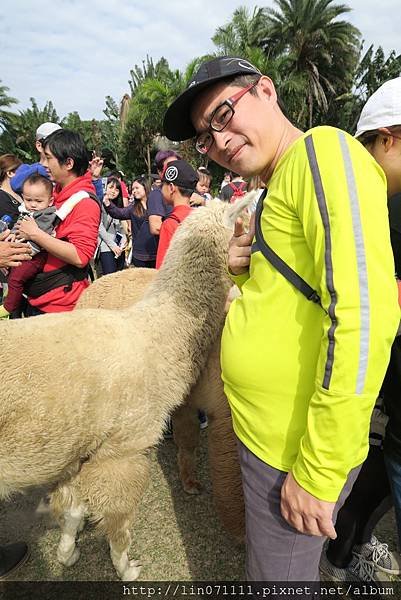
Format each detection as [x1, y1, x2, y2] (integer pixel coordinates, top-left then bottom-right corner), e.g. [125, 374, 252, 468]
[1, 432, 399, 587]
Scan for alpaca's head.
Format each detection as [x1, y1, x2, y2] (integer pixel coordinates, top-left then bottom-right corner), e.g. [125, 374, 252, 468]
[159, 191, 258, 275]
[155, 191, 259, 299]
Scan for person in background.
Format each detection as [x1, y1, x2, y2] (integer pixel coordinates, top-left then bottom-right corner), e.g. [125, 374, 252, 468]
[108, 170, 129, 205]
[35, 122, 62, 169]
[150, 173, 162, 189]
[220, 170, 232, 192]
[0, 173, 56, 319]
[97, 177, 127, 275]
[220, 172, 247, 202]
[163, 55, 399, 582]
[320, 76, 401, 583]
[156, 160, 197, 269]
[35, 122, 104, 202]
[0, 154, 23, 226]
[104, 176, 157, 268]
[247, 175, 265, 214]
[15, 129, 101, 314]
[148, 150, 181, 236]
[192, 167, 212, 205]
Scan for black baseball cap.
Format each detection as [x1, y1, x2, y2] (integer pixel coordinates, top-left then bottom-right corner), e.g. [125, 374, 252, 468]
[161, 160, 198, 191]
[163, 56, 261, 142]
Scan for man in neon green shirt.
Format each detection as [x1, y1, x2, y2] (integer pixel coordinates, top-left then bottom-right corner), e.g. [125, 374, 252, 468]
[163, 57, 400, 581]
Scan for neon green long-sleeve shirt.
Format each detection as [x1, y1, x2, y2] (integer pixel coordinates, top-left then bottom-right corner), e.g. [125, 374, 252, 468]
[221, 126, 400, 502]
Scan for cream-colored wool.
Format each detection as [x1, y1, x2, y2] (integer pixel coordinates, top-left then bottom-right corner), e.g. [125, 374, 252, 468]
[78, 268, 245, 541]
[0, 196, 253, 579]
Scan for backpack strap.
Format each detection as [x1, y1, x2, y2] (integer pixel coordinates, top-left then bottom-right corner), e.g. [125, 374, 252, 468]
[55, 191, 101, 221]
[253, 189, 323, 308]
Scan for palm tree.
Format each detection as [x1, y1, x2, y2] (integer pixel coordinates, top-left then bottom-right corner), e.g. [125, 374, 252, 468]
[0, 81, 17, 125]
[213, 6, 269, 56]
[262, 0, 361, 127]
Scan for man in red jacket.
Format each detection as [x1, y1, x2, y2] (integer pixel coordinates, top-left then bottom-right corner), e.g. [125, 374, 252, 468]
[156, 160, 198, 269]
[16, 130, 100, 314]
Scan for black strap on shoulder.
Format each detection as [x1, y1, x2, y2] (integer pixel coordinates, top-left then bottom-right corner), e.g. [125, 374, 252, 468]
[87, 192, 102, 208]
[254, 189, 322, 307]
[25, 264, 90, 298]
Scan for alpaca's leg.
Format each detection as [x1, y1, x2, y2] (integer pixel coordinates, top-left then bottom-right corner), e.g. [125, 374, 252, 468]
[172, 401, 201, 494]
[50, 483, 86, 566]
[78, 448, 150, 581]
[207, 388, 245, 543]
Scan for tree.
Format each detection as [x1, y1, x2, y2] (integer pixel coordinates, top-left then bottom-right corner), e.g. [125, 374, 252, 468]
[261, 0, 361, 128]
[1, 98, 59, 161]
[120, 57, 188, 176]
[326, 44, 401, 133]
[213, 6, 269, 56]
[0, 81, 18, 155]
[0, 81, 17, 127]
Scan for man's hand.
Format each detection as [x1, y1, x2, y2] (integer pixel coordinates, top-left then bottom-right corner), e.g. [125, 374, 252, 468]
[281, 472, 337, 538]
[0, 230, 32, 268]
[227, 214, 255, 276]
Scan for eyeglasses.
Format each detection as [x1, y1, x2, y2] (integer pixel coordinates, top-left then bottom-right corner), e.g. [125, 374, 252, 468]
[195, 79, 260, 155]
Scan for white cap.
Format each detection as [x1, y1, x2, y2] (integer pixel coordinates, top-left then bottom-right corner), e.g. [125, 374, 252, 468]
[355, 77, 401, 139]
[35, 122, 62, 141]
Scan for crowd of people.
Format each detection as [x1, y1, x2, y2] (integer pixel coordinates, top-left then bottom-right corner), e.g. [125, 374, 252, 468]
[0, 132, 246, 318]
[1, 54, 401, 589]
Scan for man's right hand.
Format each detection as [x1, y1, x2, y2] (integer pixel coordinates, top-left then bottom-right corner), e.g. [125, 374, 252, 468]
[0, 230, 32, 268]
[227, 214, 255, 275]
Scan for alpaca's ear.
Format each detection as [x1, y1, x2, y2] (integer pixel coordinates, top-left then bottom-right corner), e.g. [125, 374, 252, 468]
[222, 190, 259, 229]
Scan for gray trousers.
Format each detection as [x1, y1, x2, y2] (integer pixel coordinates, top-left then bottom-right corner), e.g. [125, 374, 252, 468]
[237, 439, 361, 581]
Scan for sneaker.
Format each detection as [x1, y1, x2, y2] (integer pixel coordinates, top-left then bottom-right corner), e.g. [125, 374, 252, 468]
[319, 551, 392, 583]
[0, 542, 29, 580]
[354, 535, 401, 575]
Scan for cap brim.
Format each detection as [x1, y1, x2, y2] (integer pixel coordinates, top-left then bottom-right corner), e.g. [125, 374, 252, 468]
[163, 79, 221, 142]
[163, 67, 260, 142]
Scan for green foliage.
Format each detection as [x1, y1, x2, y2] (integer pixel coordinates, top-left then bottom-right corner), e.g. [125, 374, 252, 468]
[120, 57, 188, 177]
[1, 3, 400, 178]
[0, 80, 18, 129]
[261, 0, 361, 128]
[213, 6, 270, 55]
[325, 44, 401, 133]
[0, 98, 60, 160]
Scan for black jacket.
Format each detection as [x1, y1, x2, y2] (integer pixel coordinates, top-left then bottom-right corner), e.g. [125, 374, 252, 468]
[383, 193, 401, 460]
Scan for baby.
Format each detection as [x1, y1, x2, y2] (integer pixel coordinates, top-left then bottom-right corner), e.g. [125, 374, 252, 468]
[0, 173, 56, 317]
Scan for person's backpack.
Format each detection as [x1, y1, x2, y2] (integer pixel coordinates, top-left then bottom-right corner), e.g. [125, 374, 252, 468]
[24, 191, 100, 298]
[228, 181, 247, 203]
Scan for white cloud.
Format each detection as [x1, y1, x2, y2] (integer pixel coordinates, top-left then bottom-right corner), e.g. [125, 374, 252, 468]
[1, 0, 400, 120]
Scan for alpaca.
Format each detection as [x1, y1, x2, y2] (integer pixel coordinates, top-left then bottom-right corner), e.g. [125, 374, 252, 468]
[77, 268, 245, 540]
[0, 196, 252, 580]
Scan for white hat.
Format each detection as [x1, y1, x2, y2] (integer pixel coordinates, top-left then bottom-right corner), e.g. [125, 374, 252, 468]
[35, 122, 62, 141]
[355, 77, 401, 139]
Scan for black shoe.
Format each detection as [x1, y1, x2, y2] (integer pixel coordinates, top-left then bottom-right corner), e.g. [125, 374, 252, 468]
[0, 542, 29, 580]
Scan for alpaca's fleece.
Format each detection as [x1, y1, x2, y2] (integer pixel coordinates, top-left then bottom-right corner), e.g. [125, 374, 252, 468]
[0, 197, 252, 584]
[76, 268, 156, 310]
[0, 195, 253, 507]
[77, 268, 245, 542]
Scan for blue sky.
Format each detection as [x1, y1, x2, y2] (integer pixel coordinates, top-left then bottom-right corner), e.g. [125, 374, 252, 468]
[1, 0, 400, 121]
